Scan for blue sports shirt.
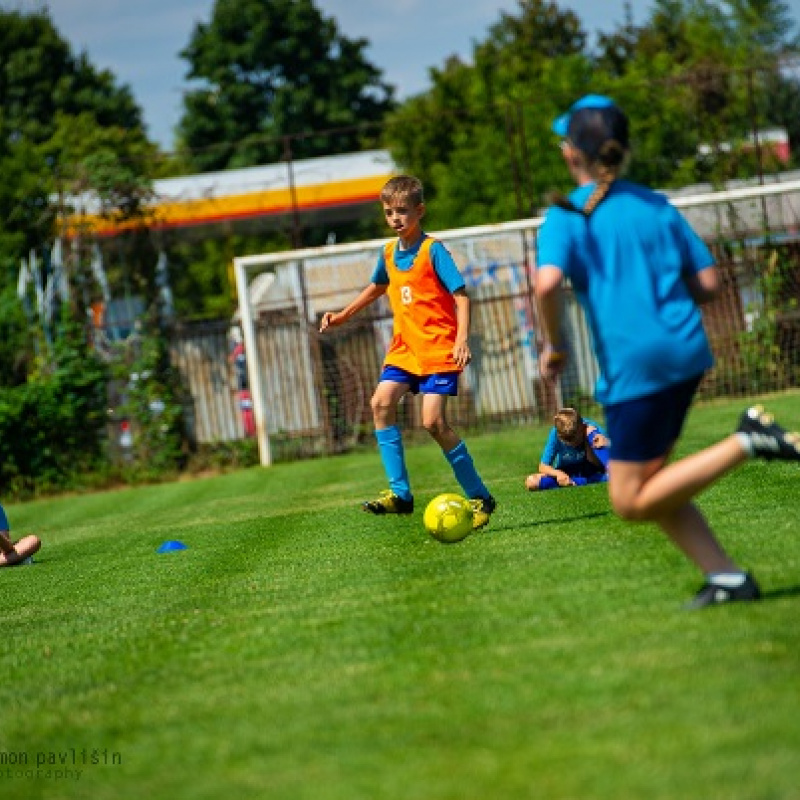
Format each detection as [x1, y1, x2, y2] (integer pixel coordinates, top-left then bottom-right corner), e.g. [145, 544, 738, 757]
[536, 180, 714, 405]
[371, 234, 465, 293]
[540, 418, 604, 469]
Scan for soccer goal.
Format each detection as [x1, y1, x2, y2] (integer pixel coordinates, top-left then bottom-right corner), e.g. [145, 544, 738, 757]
[234, 177, 800, 466]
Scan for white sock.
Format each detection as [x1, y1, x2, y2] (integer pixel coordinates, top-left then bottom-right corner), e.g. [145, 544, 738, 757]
[736, 432, 754, 458]
[707, 572, 747, 588]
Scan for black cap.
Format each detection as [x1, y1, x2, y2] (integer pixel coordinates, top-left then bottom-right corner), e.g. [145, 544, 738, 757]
[567, 105, 629, 161]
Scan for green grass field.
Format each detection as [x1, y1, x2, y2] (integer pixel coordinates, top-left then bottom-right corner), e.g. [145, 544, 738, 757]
[3, 393, 800, 800]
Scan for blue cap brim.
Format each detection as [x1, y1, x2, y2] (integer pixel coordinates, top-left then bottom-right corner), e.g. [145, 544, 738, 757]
[552, 113, 571, 138]
[552, 94, 617, 139]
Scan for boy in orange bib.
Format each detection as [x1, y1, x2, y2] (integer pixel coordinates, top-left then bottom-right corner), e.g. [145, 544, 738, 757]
[320, 175, 496, 529]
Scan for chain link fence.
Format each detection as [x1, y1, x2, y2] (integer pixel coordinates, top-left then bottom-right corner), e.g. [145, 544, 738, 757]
[225, 178, 800, 465]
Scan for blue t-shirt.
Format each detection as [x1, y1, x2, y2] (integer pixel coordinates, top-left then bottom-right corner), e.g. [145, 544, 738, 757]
[536, 180, 714, 405]
[371, 234, 465, 293]
[540, 418, 604, 469]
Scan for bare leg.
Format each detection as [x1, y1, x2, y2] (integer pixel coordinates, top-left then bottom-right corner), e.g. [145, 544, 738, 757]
[420, 393, 461, 452]
[525, 473, 544, 490]
[370, 380, 410, 429]
[609, 435, 750, 573]
[524, 473, 564, 491]
[653, 503, 738, 573]
[0, 534, 41, 567]
[610, 435, 749, 519]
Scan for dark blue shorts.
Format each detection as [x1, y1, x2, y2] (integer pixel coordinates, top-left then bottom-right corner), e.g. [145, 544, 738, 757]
[379, 365, 459, 396]
[604, 374, 704, 462]
[562, 459, 606, 479]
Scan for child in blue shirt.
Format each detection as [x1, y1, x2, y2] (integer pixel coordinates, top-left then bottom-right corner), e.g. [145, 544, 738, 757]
[525, 408, 609, 491]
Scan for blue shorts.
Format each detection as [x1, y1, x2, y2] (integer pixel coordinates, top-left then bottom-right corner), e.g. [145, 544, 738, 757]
[562, 459, 606, 479]
[604, 374, 704, 462]
[0, 503, 8, 531]
[379, 365, 459, 396]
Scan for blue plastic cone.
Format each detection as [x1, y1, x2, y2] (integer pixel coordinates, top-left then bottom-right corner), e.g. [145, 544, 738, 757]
[157, 540, 188, 554]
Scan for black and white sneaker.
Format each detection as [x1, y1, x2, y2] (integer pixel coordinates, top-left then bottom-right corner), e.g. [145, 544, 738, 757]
[737, 405, 800, 461]
[685, 573, 761, 609]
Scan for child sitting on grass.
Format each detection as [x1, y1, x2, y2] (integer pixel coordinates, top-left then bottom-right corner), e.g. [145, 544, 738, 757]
[525, 408, 609, 491]
[0, 502, 41, 567]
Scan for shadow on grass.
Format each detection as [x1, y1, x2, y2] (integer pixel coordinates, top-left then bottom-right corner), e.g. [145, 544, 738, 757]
[761, 584, 800, 601]
[489, 510, 612, 534]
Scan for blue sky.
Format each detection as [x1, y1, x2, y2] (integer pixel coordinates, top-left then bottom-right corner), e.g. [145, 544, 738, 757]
[17, 0, 800, 151]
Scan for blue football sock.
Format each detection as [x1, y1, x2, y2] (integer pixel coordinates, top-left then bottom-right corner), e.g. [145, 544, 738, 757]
[537, 476, 559, 490]
[571, 476, 588, 486]
[445, 441, 490, 499]
[375, 426, 412, 501]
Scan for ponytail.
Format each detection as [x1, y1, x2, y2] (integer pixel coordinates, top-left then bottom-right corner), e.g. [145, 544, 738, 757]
[548, 138, 627, 218]
[548, 192, 582, 214]
[581, 140, 625, 216]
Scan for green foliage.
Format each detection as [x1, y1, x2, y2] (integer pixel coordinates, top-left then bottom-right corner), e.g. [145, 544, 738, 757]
[0, 135, 54, 258]
[384, 0, 800, 228]
[0, 7, 157, 389]
[385, 1, 591, 224]
[47, 112, 156, 223]
[0, 285, 34, 388]
[177, 0, 395, 171]
[0, 8, 143, 146]
[0, 316, 108, 497]
[725, 0, 798, 53]
[108, 324, 187, 480]
[737, 247, 800, 391]
[185, 438, 260, 473]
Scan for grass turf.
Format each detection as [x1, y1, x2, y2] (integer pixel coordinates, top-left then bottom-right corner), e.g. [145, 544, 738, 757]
[2, 392, 800, 799]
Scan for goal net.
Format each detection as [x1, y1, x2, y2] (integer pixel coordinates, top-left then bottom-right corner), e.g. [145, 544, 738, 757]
[234, 177, 800, 466]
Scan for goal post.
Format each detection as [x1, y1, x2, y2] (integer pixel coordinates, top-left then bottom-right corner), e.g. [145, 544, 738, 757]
[233, 220, 537, 467]
[234, 236, 391, 466]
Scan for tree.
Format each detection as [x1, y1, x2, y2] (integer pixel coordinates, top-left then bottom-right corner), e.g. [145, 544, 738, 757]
[723, 0, 798, 54]
[383, 0, 800, 231]
[0, 9, 144, 146]
[385, 0, 591, 227]
[0, 135, 53, 385]
[0, 8, 151, 263]
[177, 0, 395, 172]
[0, 8, 156, 386]
[593, 0, 800, 187]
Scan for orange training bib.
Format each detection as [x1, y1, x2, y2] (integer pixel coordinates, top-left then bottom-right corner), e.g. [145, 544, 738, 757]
[383, 237, 459, 376]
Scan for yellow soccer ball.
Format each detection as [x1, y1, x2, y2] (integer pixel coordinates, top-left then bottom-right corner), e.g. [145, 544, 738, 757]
[423, 493, 474, 544]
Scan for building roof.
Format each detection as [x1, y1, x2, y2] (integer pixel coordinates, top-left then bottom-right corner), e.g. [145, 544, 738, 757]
[62, 149, 397, 237]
